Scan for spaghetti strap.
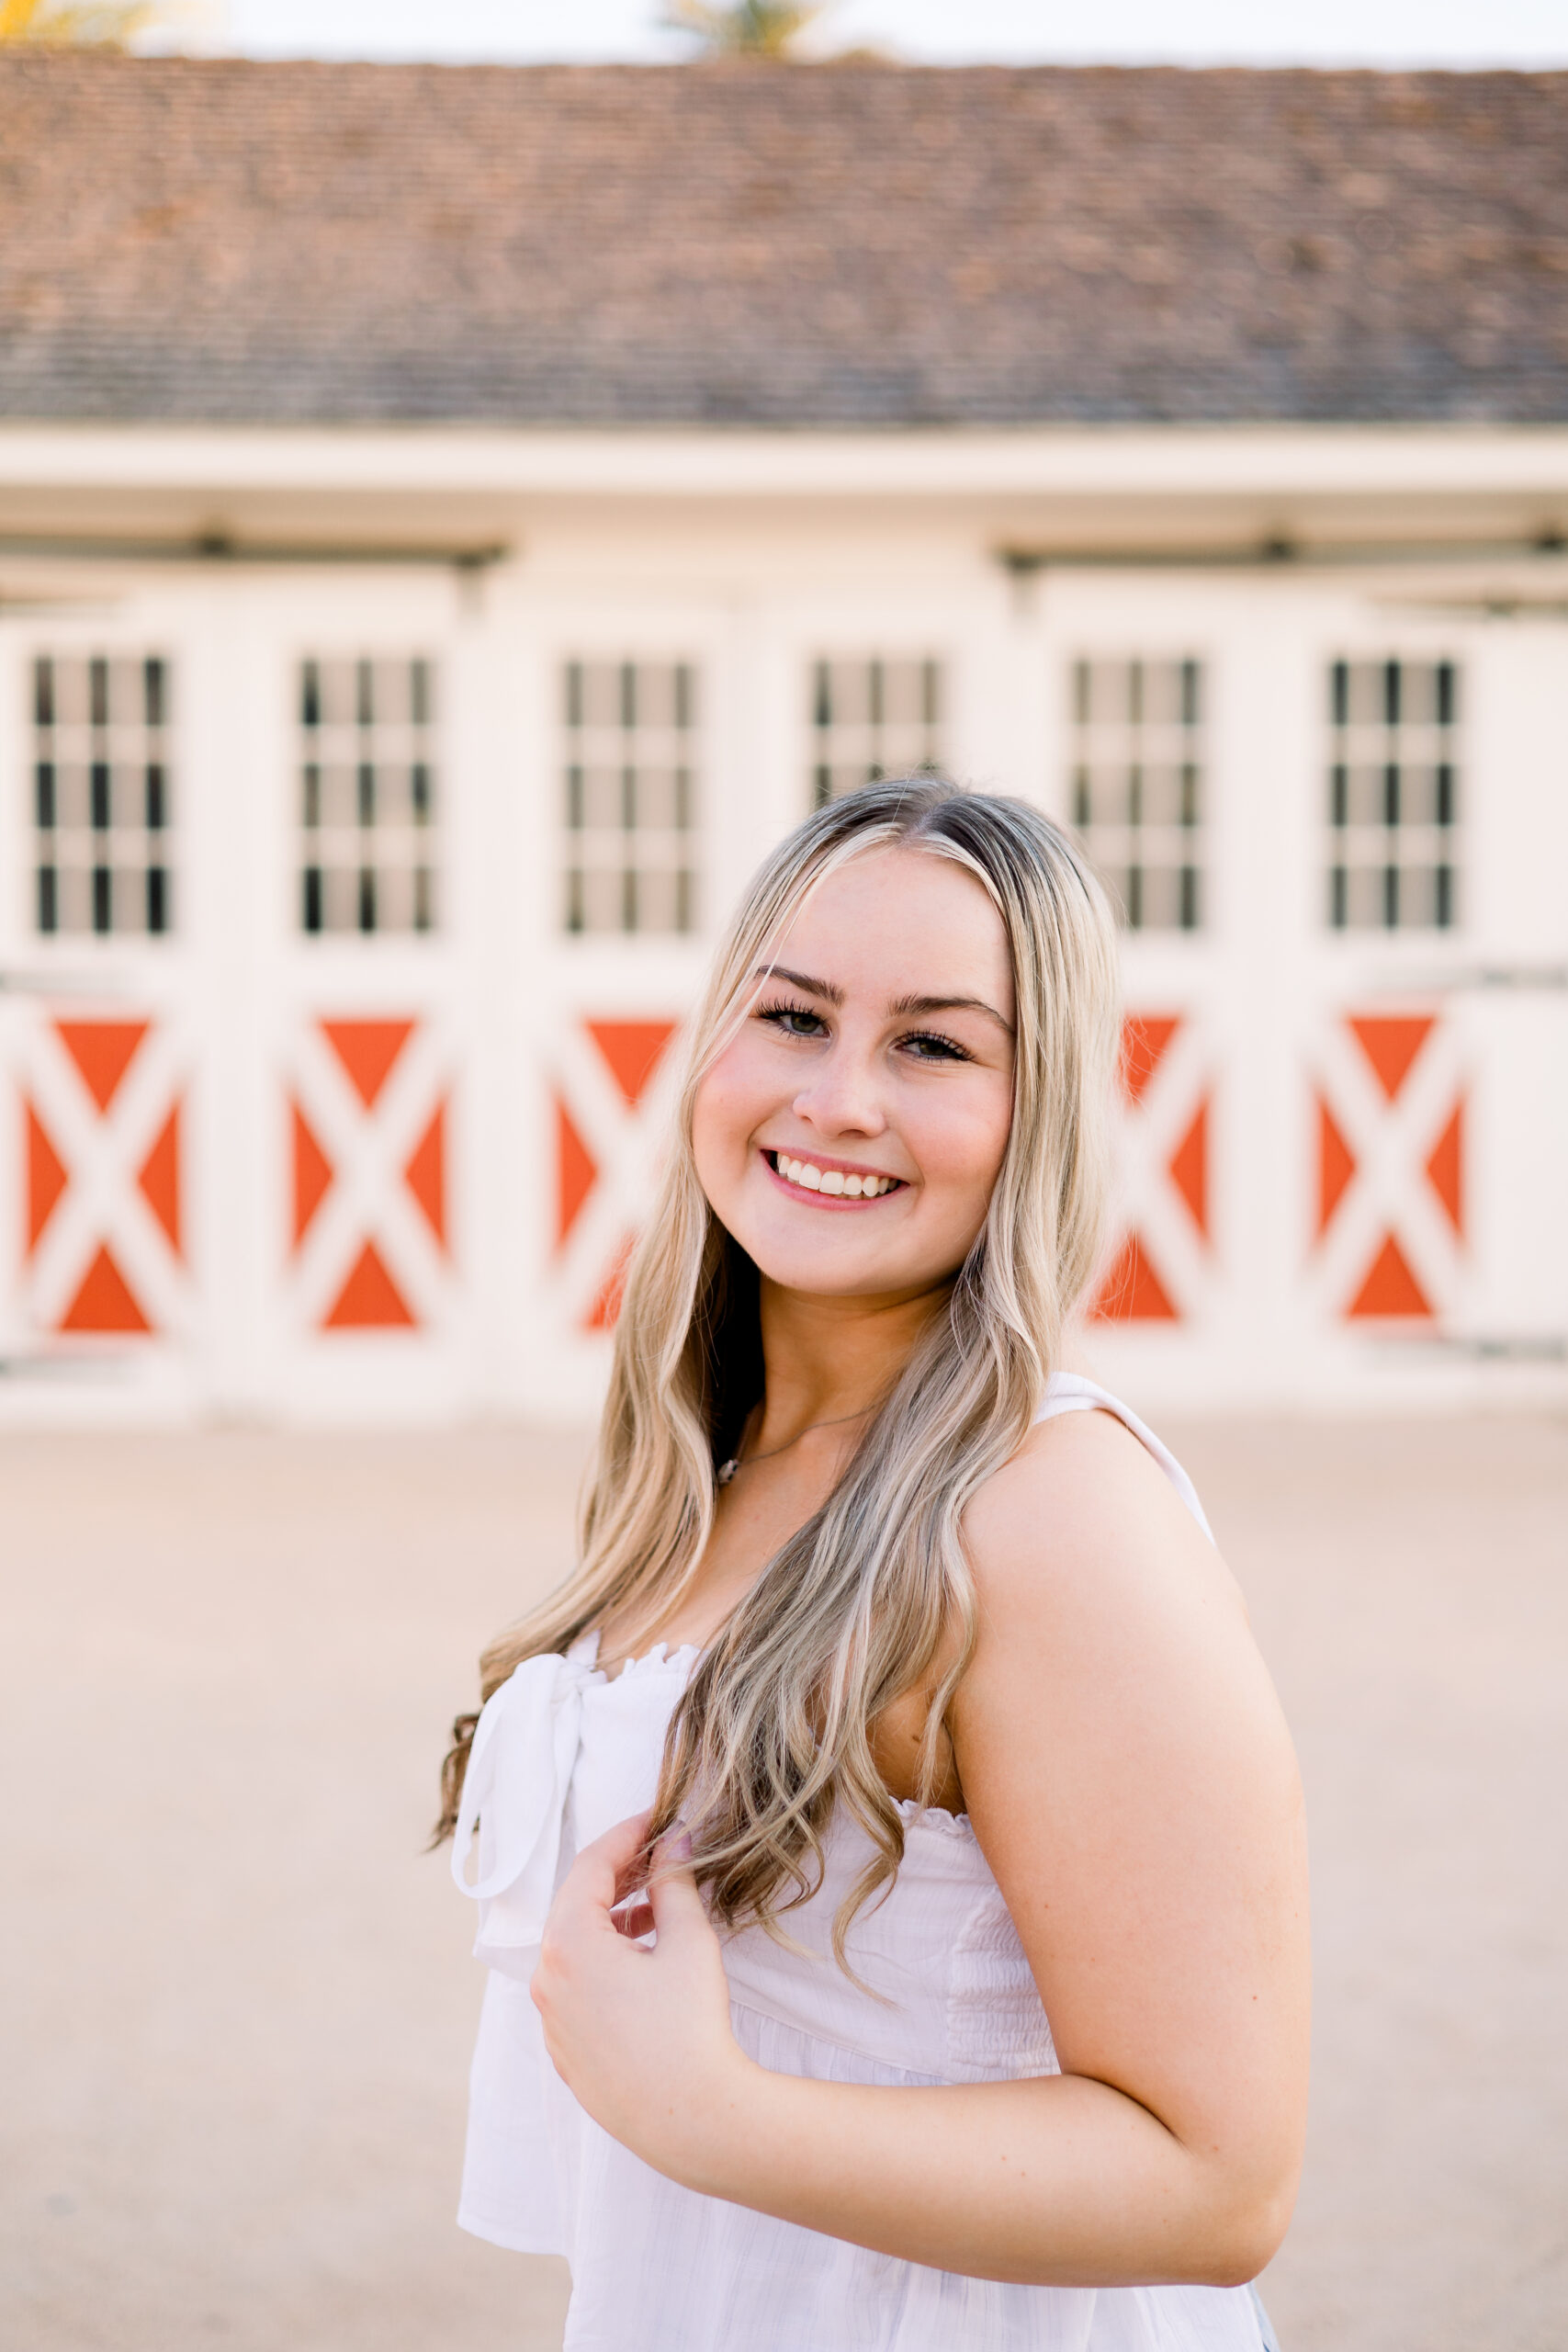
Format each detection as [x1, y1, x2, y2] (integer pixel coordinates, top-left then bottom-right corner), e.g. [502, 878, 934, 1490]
[1035, 1371, 1215, 1543]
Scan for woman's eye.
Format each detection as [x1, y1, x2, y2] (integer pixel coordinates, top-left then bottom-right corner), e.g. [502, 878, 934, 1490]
[901, 1031, 969, 1062]
[760, 1002, 826, 1038]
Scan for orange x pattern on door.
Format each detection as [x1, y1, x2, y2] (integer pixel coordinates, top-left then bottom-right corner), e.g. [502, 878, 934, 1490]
[552, 1019, 679, 1332]
[1091, 1013, 1213, 1323]
[288, 1017, 448, 1331]
[1311, 1013, 1463, 1321]
[19, 1016, 186, 1336]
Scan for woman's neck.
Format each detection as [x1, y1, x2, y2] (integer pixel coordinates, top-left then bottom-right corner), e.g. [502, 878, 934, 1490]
[750, 1274, 949, 1453]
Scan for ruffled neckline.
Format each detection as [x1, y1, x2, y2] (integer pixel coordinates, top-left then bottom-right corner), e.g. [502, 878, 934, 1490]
[568, 1634, 974, 1837]
[570, 1630, 703, 1684]
[895, 1793, 976, 1839]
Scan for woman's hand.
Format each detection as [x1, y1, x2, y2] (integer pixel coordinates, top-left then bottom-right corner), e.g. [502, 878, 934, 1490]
[530, 1814, 759, 2190]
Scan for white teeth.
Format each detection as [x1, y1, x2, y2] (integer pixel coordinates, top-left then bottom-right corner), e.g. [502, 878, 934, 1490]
[773, 1154, 896, 1197]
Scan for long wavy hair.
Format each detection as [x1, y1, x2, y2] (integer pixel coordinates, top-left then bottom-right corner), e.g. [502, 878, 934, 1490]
[438, 780, 1120, 1956]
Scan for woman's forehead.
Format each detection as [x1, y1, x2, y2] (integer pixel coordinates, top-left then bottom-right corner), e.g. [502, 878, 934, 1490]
[778, 846, 1011, 1001]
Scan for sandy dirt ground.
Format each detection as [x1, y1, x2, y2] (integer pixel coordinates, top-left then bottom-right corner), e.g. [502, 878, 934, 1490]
[3, 1412, 1565, 2352]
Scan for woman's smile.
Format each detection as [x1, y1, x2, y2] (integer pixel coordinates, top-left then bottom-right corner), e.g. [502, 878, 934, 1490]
[761, 1148, 906, 1204]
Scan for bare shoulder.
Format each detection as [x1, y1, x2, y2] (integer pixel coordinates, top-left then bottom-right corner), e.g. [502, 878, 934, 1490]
[952, 1400, 1297, 1886]
[953, 1406, 1310, 2212]
[962, 1403, 1248, 1640]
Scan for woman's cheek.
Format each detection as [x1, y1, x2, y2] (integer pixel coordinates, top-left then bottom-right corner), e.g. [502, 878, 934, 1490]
[690, 1091, 735, 1211]
[693, 1058, 763, 1182]
[912, 1102, 1006, 1204]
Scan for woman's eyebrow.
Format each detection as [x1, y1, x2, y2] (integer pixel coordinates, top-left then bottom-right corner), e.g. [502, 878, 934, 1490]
[890, 990, 1014, 1034]
[754, 964, 844, 1005]
[753, 967, 1013, 1035]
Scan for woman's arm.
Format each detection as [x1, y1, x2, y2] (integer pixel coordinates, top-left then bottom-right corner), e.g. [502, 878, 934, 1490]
[530, 1410, 1310, 2287]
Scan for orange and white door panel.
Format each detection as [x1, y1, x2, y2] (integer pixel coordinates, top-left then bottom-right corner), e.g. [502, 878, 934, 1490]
[0, 622, 211, 1410]
[1289, 617, 1568, 1397]
[1305, 1009, 1466, 1329]
[283, 1012, 454, 1337]
[245, 617, 476, 1419]
[11, 1004, 197, 1351]
[547, 1015, 683, 1338]
[1091, 1009, 1219, 1329]
[250, 977, 469, 1419]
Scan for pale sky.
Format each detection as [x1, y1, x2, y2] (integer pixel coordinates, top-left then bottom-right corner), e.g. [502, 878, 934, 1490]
[224, 0, 1568, 68]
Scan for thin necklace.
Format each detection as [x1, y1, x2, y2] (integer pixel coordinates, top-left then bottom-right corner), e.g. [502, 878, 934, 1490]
[716, 1404, 873, 1487]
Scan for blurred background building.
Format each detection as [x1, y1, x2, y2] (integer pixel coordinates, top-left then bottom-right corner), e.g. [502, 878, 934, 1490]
[0, 51, 1565, 1422]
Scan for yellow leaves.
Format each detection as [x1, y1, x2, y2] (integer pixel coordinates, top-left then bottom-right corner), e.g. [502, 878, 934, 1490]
[0, 0, 171, 45]
[660, 1, 830, 59]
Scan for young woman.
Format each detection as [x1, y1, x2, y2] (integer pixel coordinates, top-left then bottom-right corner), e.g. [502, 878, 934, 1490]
[442, 781, 1308, 2350]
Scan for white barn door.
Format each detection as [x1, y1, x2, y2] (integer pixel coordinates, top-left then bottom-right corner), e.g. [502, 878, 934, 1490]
[1032, 581, 1246, 1403]
[0, 569, 483, 1422]
[243, 579, 479, 1421]
[0, 609, 211, 1414]
[504, 594, 728, 1421]
[1292, 605, 1568, 1390]
[1040, 571, 1568, 1410]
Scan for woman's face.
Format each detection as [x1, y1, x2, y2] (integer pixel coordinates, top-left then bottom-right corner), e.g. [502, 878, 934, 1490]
[692, 846, 1017, 1303]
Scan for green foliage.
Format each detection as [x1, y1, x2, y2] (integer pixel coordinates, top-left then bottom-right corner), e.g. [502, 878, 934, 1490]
[660, 0, 829, 58]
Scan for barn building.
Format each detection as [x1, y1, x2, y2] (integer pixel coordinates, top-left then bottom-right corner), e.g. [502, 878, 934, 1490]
[1, 54, 1565, 1421]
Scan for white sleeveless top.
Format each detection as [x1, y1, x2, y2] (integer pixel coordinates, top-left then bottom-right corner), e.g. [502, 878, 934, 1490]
[454, 1375, 1269, 2351]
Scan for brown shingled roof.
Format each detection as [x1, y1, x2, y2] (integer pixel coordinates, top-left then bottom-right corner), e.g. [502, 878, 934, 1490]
[1, 53, 1565, 425]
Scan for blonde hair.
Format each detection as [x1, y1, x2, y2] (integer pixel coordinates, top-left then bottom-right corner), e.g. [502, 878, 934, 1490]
[439, 780, 1120, 1956]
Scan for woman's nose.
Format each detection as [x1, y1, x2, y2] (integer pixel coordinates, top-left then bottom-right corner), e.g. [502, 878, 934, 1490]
[793, 1044, 887, 1138]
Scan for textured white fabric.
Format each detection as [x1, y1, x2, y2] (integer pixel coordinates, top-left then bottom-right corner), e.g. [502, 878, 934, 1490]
[455, 1374, 1267, 2350]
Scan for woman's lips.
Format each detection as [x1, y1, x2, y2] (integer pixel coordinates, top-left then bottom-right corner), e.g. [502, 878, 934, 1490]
[761, 1148, 906, 1204]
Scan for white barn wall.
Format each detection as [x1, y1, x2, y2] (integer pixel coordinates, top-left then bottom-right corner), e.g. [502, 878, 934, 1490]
[1, 432, 1565, 1422]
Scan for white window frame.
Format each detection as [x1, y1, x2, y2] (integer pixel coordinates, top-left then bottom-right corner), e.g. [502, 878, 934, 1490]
[559, 654, 701, 937]
[297, 650, 440, 939]
[808, 653, 944, 810]
[29, 647, 175, 940]
[1067, 652, 1205, 933]
[1325, 653, 1461, 933]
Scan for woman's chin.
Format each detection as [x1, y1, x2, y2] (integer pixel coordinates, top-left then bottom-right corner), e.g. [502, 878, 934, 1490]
[750, 1255, 897, 1300]
[728, 1229, 894, 1295]
[736, 1230, 953, 1305]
